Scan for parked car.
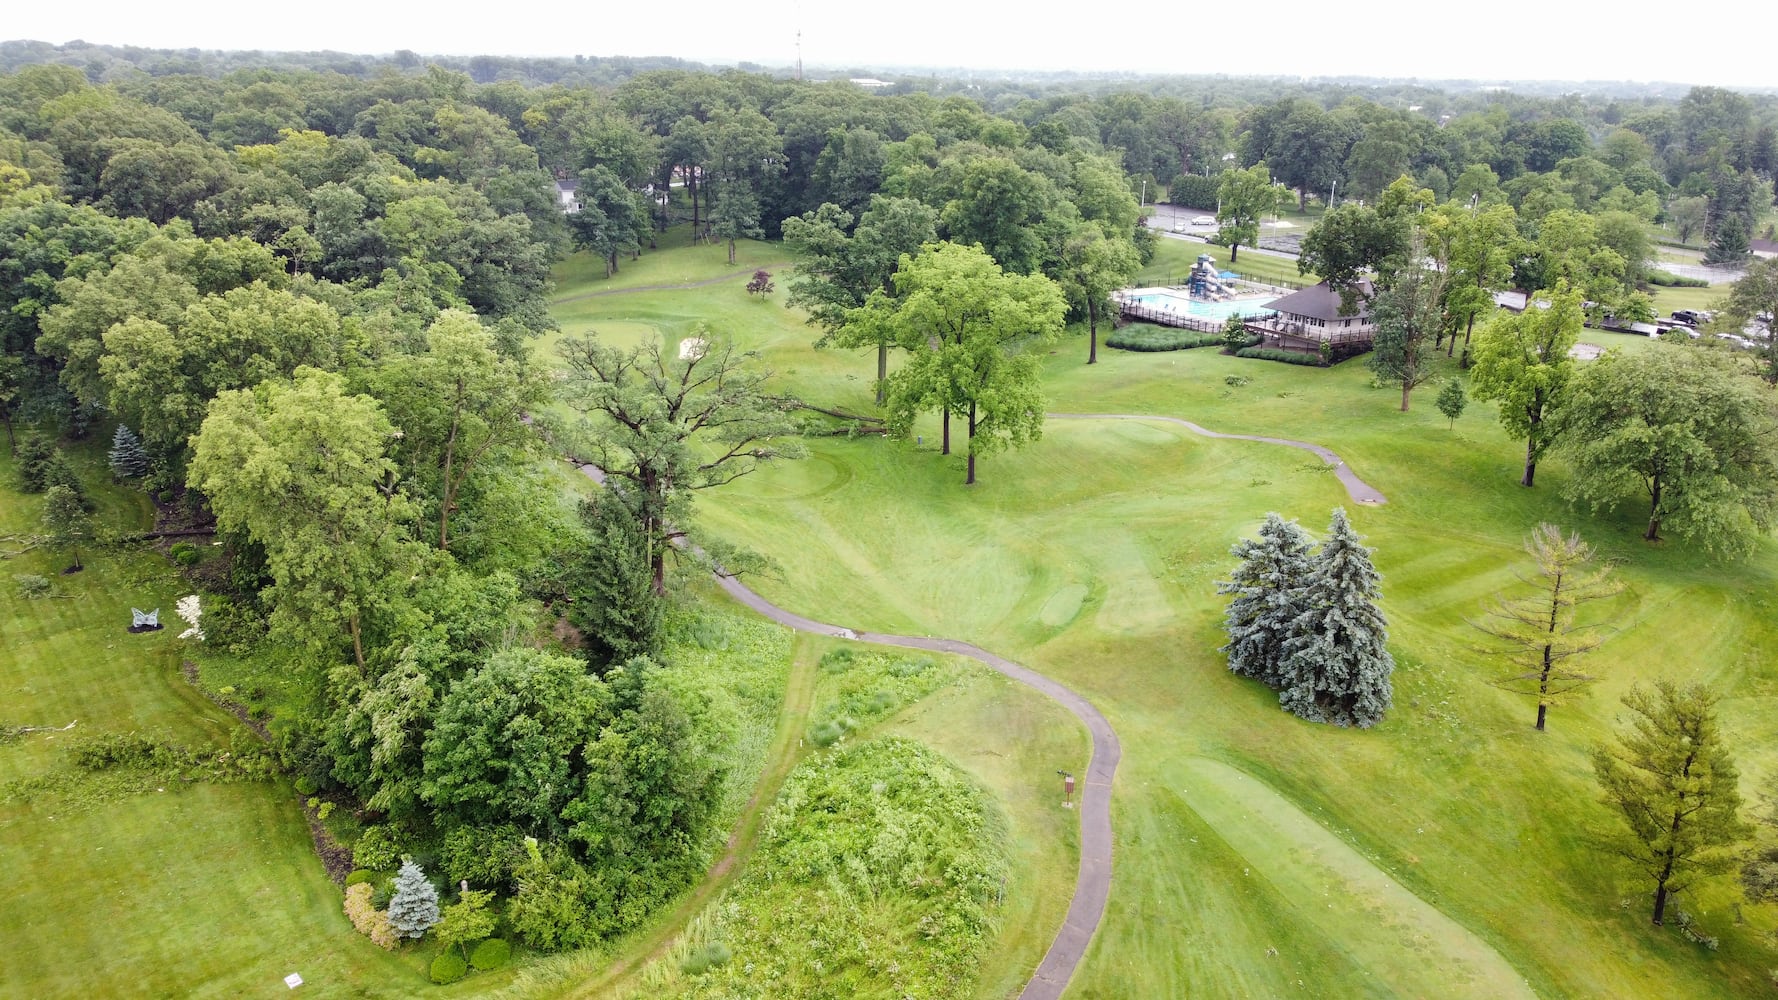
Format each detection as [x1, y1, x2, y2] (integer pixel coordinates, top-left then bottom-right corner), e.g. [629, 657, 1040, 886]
[1672, 309, 1714, 326]
[1191, 215, 1216, 226]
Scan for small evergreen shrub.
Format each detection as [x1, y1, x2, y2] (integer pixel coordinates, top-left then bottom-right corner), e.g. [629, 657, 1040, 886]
[293, 776, 319, 796]
[343, 882, 398, 950]
[345, 869, 376, 887]
[430, 950, 469, 984]
[169, 542, 200, 566]
[469, 937, 511, 971]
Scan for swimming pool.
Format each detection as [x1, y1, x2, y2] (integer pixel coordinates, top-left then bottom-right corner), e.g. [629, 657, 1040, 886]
[1125, 291, 1274, 321]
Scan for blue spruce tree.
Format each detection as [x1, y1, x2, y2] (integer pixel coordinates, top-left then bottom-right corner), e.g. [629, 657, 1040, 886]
[108, 424, 152, 479]
[387, 858, 441, 939]
[1277, 508, 1393, 728]
[1218, 513, 1314, 687]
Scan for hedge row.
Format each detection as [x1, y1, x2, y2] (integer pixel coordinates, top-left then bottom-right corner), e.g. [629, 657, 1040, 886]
[1106, 327, 1227, 352]
[1236, 346, 1328, 367]
[1647, 269, 1709, 288]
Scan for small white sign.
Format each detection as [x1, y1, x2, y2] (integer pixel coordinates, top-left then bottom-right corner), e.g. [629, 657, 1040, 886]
[284, 972, 304, 988]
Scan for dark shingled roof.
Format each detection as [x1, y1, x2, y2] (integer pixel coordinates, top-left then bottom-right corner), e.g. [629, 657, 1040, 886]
[1262, 279, 1374, 321]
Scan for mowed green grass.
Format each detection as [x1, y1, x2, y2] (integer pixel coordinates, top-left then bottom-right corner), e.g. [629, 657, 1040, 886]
[0, 445, 431, 999]
[550, 241, 1778, 999]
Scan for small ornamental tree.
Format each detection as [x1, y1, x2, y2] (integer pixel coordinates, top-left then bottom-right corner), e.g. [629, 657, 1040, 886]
[1436, 379, 1467, 429]
[1471, 524, 1621, 731]
[108, 424, 152, 479]
[386, 859, 441, 939]
[1218, 513, 1314, 689]
[41, 484, 92, 573]
[745, 269, 774, 295]
[434, 888, 497, 961]
[1277, 508, 1394, 728]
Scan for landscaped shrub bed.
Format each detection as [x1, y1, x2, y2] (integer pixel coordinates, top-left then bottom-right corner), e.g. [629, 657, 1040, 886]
[1106, 326, 1226, 352]
[1237, 346, 1328, 366]
[1647, 269, 1708, 287]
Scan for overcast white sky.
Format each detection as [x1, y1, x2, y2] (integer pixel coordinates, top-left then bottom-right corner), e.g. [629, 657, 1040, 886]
[8, 0, 1776, 90]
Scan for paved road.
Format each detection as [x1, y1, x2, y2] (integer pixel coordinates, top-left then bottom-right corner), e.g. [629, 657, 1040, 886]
[572, 409, 1387, 998]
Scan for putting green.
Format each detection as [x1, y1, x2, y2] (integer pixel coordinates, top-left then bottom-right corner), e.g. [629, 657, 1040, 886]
[1175, 757, 1535, 999]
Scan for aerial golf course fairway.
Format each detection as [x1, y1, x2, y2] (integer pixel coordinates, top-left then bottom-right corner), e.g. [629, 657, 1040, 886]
[547, 236, 1778, 998]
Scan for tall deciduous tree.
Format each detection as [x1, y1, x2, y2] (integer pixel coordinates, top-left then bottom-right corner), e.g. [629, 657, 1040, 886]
[1431, 202, 1520, 357]
[1667, 195, 1708, 245]
[1277, 508, 1393, 729]
[783, 198, 938, 404]
[1059, 224, 1141, 365]
[364, 310, 539, 553]
[1557, 345, 1778, 555]
[1593, 681, 1750, 926]
[1214, 164, 1279, 263]
[1721, 256, 1778, 385]
[1365, 238, 1447, 411]
[1469, 283, 1585, 488]
[421, 647, 612, 833]
[569, 165, 647, 278]
[556, 331, 801, 592]
[1471, 524, 1621, 731]
[188, 368, 417, 669]
[1218, 512, 1315, 689]
[1297, 202, 1407, 313]
[852, 242, 1066, 484]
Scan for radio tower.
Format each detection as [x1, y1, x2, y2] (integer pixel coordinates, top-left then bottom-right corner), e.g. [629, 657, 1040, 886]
[794, 1, 804, 81]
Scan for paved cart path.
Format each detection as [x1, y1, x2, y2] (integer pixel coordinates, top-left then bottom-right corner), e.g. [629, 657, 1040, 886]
[572, 410, 1389, 998]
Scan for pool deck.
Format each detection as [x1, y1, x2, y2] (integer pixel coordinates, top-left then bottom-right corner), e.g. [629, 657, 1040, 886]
[1117, 287, 1275, 332]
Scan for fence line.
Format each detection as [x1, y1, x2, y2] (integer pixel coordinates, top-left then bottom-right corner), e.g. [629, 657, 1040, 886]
[1118, 302, 1271, 333]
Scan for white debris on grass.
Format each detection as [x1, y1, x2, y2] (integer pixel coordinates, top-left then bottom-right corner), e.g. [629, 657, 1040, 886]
[176, 594, 205, 641]
[678, 336, 707, 361]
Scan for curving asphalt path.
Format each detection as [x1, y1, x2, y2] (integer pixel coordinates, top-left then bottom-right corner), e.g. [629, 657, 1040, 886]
[706, 573, 1120, 1000]
[1048, 412, 1388, 505]
[572, 412, 1384, 999]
